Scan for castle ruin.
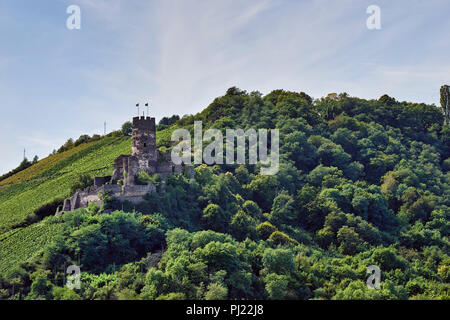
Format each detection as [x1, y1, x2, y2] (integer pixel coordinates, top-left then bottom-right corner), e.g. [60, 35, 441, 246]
[61, 116, 193, 212]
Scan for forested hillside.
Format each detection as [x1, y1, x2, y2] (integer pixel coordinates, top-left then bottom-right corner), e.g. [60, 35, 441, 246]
[0, 88, 448, 300]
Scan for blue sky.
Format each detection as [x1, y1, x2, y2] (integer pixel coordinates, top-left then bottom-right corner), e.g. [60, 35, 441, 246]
[1, 0, 449, 174]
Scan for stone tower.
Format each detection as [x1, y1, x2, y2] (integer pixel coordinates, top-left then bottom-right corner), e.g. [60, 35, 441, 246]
[60, 114, 195, 213]
[131, 116, 158, 173]
[111, 115, 193, 186]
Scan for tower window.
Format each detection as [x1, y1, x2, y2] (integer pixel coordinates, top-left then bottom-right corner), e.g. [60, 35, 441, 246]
[144, 143, 147, 147]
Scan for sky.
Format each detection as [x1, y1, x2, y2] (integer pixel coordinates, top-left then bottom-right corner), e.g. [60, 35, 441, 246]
[0, 0, 449, 175]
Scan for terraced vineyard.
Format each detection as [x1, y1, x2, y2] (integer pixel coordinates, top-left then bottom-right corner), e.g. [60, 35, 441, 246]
[0, 125, 177, 274]
[0, 136, 131, 273]
[0, 223, 63, 273]
[0, 141, 96, 190]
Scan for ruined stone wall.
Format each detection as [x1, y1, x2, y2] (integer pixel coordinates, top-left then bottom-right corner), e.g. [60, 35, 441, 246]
[155, 149, 194, 178]
[156, 162, 174, 178]
[70, 192, 81, 211]
[62, 198, 71, 211]
[113, 155, 130, 181]
[125, 156, 139, 185]
[116, 184, 156, 204]
[61, 183, 156, 212]
[94, 176, 111, 188]
[102, 184, 122, 194]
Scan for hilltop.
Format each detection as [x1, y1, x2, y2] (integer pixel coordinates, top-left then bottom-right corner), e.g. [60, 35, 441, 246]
[0, 88, 448, 300]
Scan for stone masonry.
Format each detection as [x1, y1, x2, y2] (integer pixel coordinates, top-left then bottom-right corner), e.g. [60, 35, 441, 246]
[61, 115, 193, 212]
[112, 116, 193, 185]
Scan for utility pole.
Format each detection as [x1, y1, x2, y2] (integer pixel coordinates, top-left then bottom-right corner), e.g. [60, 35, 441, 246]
[104, 121, 106, 135]
[23, 148, 25, 160]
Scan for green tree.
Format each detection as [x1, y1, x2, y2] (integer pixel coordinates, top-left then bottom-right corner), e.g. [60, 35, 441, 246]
[121, 121, 132, 136]
[204, 283, 228, 300]
[27, 270, 53, 300]
[229, 210, 258, 241]
[269, 190, 296, 225]
[52, 287, 82, 300]
[264, 273, 289, 299]
[336, 226, 363, 255]
[256, 221, 278, 240]
[262, 248, 295, 276]
[202, 204, 228, 232]
[371, 247, 406, 271]
[246, 175, 278, 212]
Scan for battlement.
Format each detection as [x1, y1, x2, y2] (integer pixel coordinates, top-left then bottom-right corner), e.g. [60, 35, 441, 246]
[132, 117, 156, 137]
[132, 116, 155, 126]
[133, 116, 151, 120]
[133, 116, 153, 120]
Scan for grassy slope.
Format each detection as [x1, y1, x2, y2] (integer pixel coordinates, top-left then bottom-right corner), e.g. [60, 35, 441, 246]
[0, 125, 176, 274]
[0, 136, 131, 273]
[0, 137, 131, 231]
[0, 223, 63, 273]
[0, 126, 175, 274]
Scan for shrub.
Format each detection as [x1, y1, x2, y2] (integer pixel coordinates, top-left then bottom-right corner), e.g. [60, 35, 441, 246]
[87, 202, 100, 216]
[34, 198, 64, 219]
[205, 283, 228, 300]
[135, 172, 151, 185]
[371, 247, 407, 271]
[121, 121, 132, 136]
[268, 231, 298, 246]
[256, 221, 278, 240]
[69, 174, 93, 194]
